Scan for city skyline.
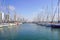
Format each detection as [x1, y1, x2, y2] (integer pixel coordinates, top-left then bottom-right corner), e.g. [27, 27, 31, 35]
[0, 0, 58, 21]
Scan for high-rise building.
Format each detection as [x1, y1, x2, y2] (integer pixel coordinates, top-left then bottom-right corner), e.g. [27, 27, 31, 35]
[4, 14, 10, 22]
[0, 12, 2, 23]
[2, 12, 4, 21]
[14, 13, 17, 21]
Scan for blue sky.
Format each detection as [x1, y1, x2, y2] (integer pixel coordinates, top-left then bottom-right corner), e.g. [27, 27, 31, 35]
[0, 0, 58, 21]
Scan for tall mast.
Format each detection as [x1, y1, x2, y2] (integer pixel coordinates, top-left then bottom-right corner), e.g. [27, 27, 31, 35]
[7, 0, 10, 21]
[46, 5, 48, 22]
[14, 10, 16, 21]
[3, 0, 5, 12]
[58, 0, 59, 22]
[0, 0, 2, 12]
[45, 5, 48, 22]
[51, 0, 54, 23]
[51, 0, 56, 23]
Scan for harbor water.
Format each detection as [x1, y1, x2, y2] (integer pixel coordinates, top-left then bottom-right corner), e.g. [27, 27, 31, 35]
[0, 23, 60, 40]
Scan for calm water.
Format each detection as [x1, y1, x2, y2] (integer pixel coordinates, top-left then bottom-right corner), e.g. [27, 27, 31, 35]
[0, 23, 60, 40]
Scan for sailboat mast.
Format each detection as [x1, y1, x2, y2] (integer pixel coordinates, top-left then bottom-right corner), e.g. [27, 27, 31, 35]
[46, 5, 48, 22]
[51, 0, 54, 23]
[58, 0, 60, 23]
[0, 1, 1, 11]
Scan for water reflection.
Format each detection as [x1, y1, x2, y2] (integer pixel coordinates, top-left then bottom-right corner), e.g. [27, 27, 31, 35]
[51, 28, 60, 40]
[0, 24, 60, 40]
[0, 25, 19, 40]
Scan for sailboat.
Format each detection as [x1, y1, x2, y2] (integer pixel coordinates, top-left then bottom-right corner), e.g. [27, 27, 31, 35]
[51, 0, 60, 28]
